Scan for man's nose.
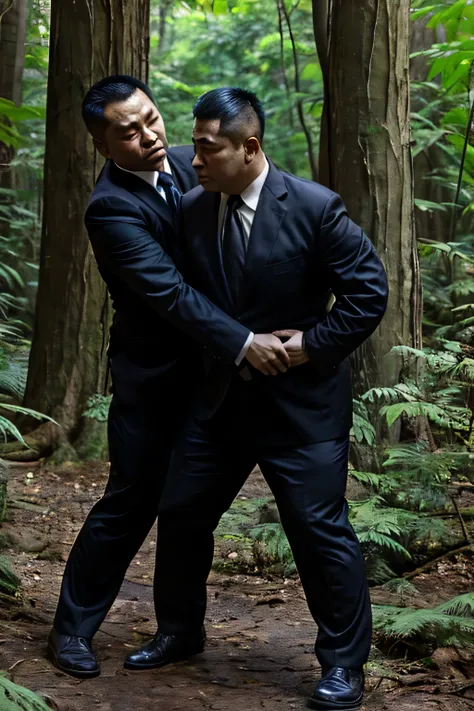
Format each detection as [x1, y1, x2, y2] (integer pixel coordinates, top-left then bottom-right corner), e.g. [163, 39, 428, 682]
[192, 152, 203, 168]
[142, 126, 158, 146]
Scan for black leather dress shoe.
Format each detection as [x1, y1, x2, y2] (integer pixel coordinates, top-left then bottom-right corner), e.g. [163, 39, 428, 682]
[308, 667, 364, 710]
[124, 628, 206, 670]
[47, 629, 100, 678]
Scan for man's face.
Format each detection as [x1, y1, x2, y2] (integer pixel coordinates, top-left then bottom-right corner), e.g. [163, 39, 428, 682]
[192, 119, 246, 194]
[98, 88, 168, 171]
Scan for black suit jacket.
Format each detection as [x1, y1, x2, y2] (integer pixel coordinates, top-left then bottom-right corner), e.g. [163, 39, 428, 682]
[84, 146, 251, 369]
[180, 161, 389, 443]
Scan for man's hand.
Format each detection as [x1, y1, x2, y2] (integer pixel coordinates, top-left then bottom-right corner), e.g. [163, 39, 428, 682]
[273, 330, 310, 368]
[246, 334, 291, 375]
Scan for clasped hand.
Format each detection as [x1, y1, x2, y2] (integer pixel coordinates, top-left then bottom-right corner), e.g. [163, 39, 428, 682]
[245, 330, 309, 376]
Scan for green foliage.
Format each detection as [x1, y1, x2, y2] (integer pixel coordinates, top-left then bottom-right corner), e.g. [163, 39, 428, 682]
[351, 399, 376, 446]
[250, 522, 296, 575]
[0, 676, 51, 711]
[0, 556, 20, 597]
[82, 394, 112, 423]
[382, 578, 420, 599]
[373, 592, 474, 649]
[149, 0, 321, 178]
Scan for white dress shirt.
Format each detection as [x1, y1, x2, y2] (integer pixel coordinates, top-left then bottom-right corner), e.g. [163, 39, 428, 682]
[219, 157, 270, 364]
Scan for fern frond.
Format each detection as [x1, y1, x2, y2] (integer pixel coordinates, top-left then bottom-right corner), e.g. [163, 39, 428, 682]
[351, 399, 375, 445]
[350, 470, 380, 487]
[383, 578, 419, 597]
[0, 676, 51, 711]
[250, 523, 294, 566]
[361, 383, 421, 404]
[436, 592, 474, 617]
[0, 354, 27, 400]
[0, 556, 19, 596]
[390, 345, 458, 373]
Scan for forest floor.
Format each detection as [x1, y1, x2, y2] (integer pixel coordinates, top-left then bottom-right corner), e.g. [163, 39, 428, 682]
[0, 461, 473, 711]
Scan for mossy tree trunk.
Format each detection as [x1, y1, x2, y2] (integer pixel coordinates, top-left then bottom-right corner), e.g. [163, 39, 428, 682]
[23, 0, 150, 461]
[314, 0, 422, 394]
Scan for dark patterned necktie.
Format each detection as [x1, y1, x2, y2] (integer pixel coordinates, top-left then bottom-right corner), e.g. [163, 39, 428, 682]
[158, 172, 181, 214]
[222, 195, 246, 304]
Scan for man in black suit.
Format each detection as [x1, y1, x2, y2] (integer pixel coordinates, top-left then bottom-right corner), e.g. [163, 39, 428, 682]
[47, 77, 292, 679]
[126, 88, 388, 711]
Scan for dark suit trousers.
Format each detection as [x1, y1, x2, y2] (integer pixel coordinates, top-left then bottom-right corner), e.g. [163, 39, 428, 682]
[53, 351, 194, 638]
[155, 382, 372, 669]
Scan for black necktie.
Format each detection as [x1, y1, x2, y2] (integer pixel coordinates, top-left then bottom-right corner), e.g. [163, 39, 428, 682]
[222, 195, 246, 304]
[158, 172, 181, 214]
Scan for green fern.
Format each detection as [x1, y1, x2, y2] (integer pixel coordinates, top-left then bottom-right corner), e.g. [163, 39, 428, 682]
[0, 556, 20, 597]
[250, 523, 296, 574]
[82, 394, 112, 422]
[382, 578, 419, 598]
[373, 592, 474, 648]
[350, 470, 380, 487]
[349, 498, 411, 559]
[362, 383, 422, 404]
[0, 405, 58, 446]
[351, 399, 376, 445]
[381, 400, 470, 430]
[0, 676, 51, 711]
[0, 349, 27, 400]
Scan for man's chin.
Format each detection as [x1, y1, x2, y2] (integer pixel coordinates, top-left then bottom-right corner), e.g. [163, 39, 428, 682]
[198, 178, 219, 192]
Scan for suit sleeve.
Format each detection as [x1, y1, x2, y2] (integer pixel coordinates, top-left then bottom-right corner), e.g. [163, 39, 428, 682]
[86, 199, 251, 364]
[304, 194, 389, 369]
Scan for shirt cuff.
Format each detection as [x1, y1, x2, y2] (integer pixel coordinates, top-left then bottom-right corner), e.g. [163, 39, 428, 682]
[235, 331, 254, 366]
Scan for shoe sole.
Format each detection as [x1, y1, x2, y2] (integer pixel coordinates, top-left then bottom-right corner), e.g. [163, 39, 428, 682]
[47, 642, 100, 679]
[123, 641, 206, 671]
[307, 696, 363, 711]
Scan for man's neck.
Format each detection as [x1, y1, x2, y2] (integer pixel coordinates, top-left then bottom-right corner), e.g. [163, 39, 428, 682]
[234, 155, 267, 195]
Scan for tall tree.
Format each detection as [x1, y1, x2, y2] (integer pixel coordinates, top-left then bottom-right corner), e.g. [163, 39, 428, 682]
[0, 0, 27, 105]
[314, 0, 422, 392]
[23, 0, 150, 460]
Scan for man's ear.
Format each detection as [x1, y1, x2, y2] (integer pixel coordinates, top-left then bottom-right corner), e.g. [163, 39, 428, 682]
[244, 136, 261, 163]
[93, 137, 111, 159]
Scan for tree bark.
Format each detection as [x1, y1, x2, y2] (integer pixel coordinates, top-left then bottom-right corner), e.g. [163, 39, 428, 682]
[316, 0, 421, 392]
[23, 0, 150, 460]
[0, 0, 27, 105]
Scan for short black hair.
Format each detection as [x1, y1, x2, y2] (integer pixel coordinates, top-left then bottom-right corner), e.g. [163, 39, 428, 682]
[193, 87, 265, 145]
[82, 75, 155, 134]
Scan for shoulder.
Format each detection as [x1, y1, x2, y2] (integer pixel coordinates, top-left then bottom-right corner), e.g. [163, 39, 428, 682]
[280, 169, 339, 209]
[85, 191, 144, 228]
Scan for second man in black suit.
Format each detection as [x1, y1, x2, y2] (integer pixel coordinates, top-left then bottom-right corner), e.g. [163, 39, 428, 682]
[127, 88, 389, 711]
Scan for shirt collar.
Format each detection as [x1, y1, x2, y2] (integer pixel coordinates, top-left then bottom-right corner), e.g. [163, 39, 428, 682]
[239, 156, 269, 211]
[114, 156, 172, 188]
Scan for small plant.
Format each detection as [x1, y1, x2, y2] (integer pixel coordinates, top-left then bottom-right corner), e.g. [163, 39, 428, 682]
[0, 675, 52, 711]
[0, 556, 19, 599]
[373, 592, 474, 652]
[82, 393, 112, 423]
[250, 522, 296, 575]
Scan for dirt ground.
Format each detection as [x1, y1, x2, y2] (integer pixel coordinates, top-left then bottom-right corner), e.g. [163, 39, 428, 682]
[0, 461, 473, 711]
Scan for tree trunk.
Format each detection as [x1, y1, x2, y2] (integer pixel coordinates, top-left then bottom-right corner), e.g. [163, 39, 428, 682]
[23, 0, 150, 461]
[0, 0, 27, 105]
[0, 0, 27, 246]
[316, 0, 421, 393]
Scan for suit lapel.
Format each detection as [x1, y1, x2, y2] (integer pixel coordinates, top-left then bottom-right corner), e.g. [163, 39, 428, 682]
[108, 161, 175, 230]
